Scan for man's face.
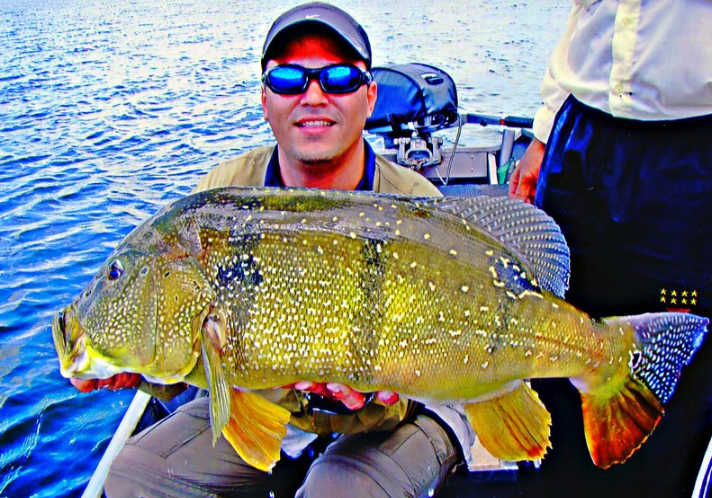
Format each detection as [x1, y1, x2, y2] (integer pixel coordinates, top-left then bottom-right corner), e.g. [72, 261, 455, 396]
[261, 33, 377, 167]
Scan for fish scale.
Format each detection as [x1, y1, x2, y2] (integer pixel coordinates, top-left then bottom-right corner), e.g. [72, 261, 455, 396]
[53, 187, 708, 472]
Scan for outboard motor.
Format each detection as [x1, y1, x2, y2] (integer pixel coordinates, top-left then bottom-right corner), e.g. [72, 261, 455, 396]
[365, 63, 459, 170]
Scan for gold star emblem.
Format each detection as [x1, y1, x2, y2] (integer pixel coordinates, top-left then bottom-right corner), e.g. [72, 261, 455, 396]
[671, 298, 677, 305]
[692, 298, 697, 305]
[671, 290, 678, 297]
[682, 291, 689, 297]
[660, 289, 667, 295]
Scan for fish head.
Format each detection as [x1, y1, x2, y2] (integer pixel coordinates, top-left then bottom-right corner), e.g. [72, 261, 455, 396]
[52, 245, 216, 384]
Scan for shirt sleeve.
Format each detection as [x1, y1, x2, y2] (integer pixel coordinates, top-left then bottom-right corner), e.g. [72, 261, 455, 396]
[531, 3, 581, 144]
[532, 66, 571, 144]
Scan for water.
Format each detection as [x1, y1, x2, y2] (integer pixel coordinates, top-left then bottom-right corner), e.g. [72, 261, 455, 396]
[0, 1, 568, 496]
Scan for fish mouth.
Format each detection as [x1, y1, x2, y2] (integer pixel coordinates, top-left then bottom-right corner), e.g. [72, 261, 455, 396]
[52, 307, 90, 378]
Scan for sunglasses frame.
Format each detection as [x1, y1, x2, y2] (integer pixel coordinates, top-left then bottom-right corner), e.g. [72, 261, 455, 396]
[262, 63, 373, 95]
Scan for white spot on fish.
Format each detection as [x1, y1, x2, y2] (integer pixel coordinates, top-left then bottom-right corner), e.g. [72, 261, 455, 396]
[449, 249, 458, 256]
[481, 361, 489, 369]
[464, 355, 469, 364]
[461, 285, 469, 293]
[424, 233, 431, 240]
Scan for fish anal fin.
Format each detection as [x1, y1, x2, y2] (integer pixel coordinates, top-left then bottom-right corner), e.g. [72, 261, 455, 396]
[581, 376, 663, 469]
[222, 389, 291, 472]
[463, 381, 552, 462]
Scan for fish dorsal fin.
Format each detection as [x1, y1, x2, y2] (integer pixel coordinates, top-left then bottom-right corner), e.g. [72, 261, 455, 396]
[432, 195, 570, 298]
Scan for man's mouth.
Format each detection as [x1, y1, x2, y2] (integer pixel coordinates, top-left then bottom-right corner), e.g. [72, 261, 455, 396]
[296, 119, 335, 127]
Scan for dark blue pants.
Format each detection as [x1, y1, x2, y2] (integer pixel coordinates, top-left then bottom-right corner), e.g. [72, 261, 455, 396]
[531, 96, 712, 497]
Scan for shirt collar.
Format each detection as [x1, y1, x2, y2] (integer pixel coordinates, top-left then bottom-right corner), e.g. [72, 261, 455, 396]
[264, 140, 376, 191]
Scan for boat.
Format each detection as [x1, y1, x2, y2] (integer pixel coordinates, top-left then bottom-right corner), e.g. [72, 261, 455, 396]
[79, 62, 541, 498]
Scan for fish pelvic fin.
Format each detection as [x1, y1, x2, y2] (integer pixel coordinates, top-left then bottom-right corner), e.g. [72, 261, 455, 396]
[463, 381, 552, 462]
[222, 390, 291, 472]
[581, 312, 708, 468]
[200, 334, 230, 446]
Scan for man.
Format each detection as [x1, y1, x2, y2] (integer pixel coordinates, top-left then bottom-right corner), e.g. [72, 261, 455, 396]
[88, 4, 465, 497]
[509, 2, 712, 496]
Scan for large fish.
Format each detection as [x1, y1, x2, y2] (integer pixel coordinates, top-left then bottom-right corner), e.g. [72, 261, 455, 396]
[52, 187, 707, 472]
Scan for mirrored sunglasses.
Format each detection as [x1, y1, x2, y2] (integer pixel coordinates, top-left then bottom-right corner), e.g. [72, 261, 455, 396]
[262, 64, 373, 95]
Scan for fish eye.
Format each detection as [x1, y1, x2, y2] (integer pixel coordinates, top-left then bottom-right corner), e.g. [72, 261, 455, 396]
[107, 260, 124, 281]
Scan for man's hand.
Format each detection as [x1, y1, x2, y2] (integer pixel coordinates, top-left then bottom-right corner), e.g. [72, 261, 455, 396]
[285, 381, 399, 410]
[70, 373, 142, 393]
[508, 138, 546, 204]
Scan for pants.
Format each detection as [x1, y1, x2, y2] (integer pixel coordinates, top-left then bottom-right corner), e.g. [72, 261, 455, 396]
[530, 96, 712, 497]
[104, 397, 459, 498]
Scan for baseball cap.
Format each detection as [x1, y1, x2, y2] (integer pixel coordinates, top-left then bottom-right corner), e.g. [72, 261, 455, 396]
[261, 2, 372, 71]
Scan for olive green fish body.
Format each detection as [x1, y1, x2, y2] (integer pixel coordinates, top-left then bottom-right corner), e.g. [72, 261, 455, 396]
[52, 187, 707, 471]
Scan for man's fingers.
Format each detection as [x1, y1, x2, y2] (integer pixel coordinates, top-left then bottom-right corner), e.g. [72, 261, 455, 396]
[376, 391, 399, 405]
[508, 166, 521, 198]
[69, 373, 142, 392]
[70, 377, 98, 392]
[326, 383, 365, 410]
[112, 373, 142, 390]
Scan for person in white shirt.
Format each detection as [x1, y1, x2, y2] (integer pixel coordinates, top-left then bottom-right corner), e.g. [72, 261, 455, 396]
[509, 2, 712, 496]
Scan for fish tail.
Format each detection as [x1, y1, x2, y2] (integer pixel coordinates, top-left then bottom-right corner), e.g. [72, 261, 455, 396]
[579, 312, 708, 468]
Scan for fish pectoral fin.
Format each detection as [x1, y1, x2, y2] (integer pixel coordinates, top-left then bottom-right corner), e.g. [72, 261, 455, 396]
[222, 389, 291, 472]
[200, 332, 230, 444]
[463, 381, 552, 462]
[580, 376, 662, 469]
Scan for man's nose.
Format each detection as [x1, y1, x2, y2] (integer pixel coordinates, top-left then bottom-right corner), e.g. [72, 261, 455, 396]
[301, 78, 328, 105]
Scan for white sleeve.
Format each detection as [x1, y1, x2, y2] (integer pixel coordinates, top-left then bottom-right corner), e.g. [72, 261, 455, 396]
[532, 67, 571, 144]
[532, 3, 583, 144]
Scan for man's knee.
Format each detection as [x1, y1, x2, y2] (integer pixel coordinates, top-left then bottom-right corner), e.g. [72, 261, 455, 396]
[296, 414, 458, 498]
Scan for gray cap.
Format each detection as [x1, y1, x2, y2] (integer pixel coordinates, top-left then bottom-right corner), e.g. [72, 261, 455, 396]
[261, 2, 372, 71]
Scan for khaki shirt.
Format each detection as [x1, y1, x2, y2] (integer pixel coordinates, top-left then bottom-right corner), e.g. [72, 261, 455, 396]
[194, 143, 441, 435]
[194, 144, 443, 197]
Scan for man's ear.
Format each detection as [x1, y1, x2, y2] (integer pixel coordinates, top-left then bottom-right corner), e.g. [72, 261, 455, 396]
[261, 85, 269, 120]
[366, 80, 377, 117]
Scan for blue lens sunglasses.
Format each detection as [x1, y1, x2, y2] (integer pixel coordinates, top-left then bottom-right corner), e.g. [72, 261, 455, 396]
[262, 64, 373, 95]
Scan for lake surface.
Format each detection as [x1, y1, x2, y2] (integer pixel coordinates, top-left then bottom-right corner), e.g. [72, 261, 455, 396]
[0, 1, 568, 496]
